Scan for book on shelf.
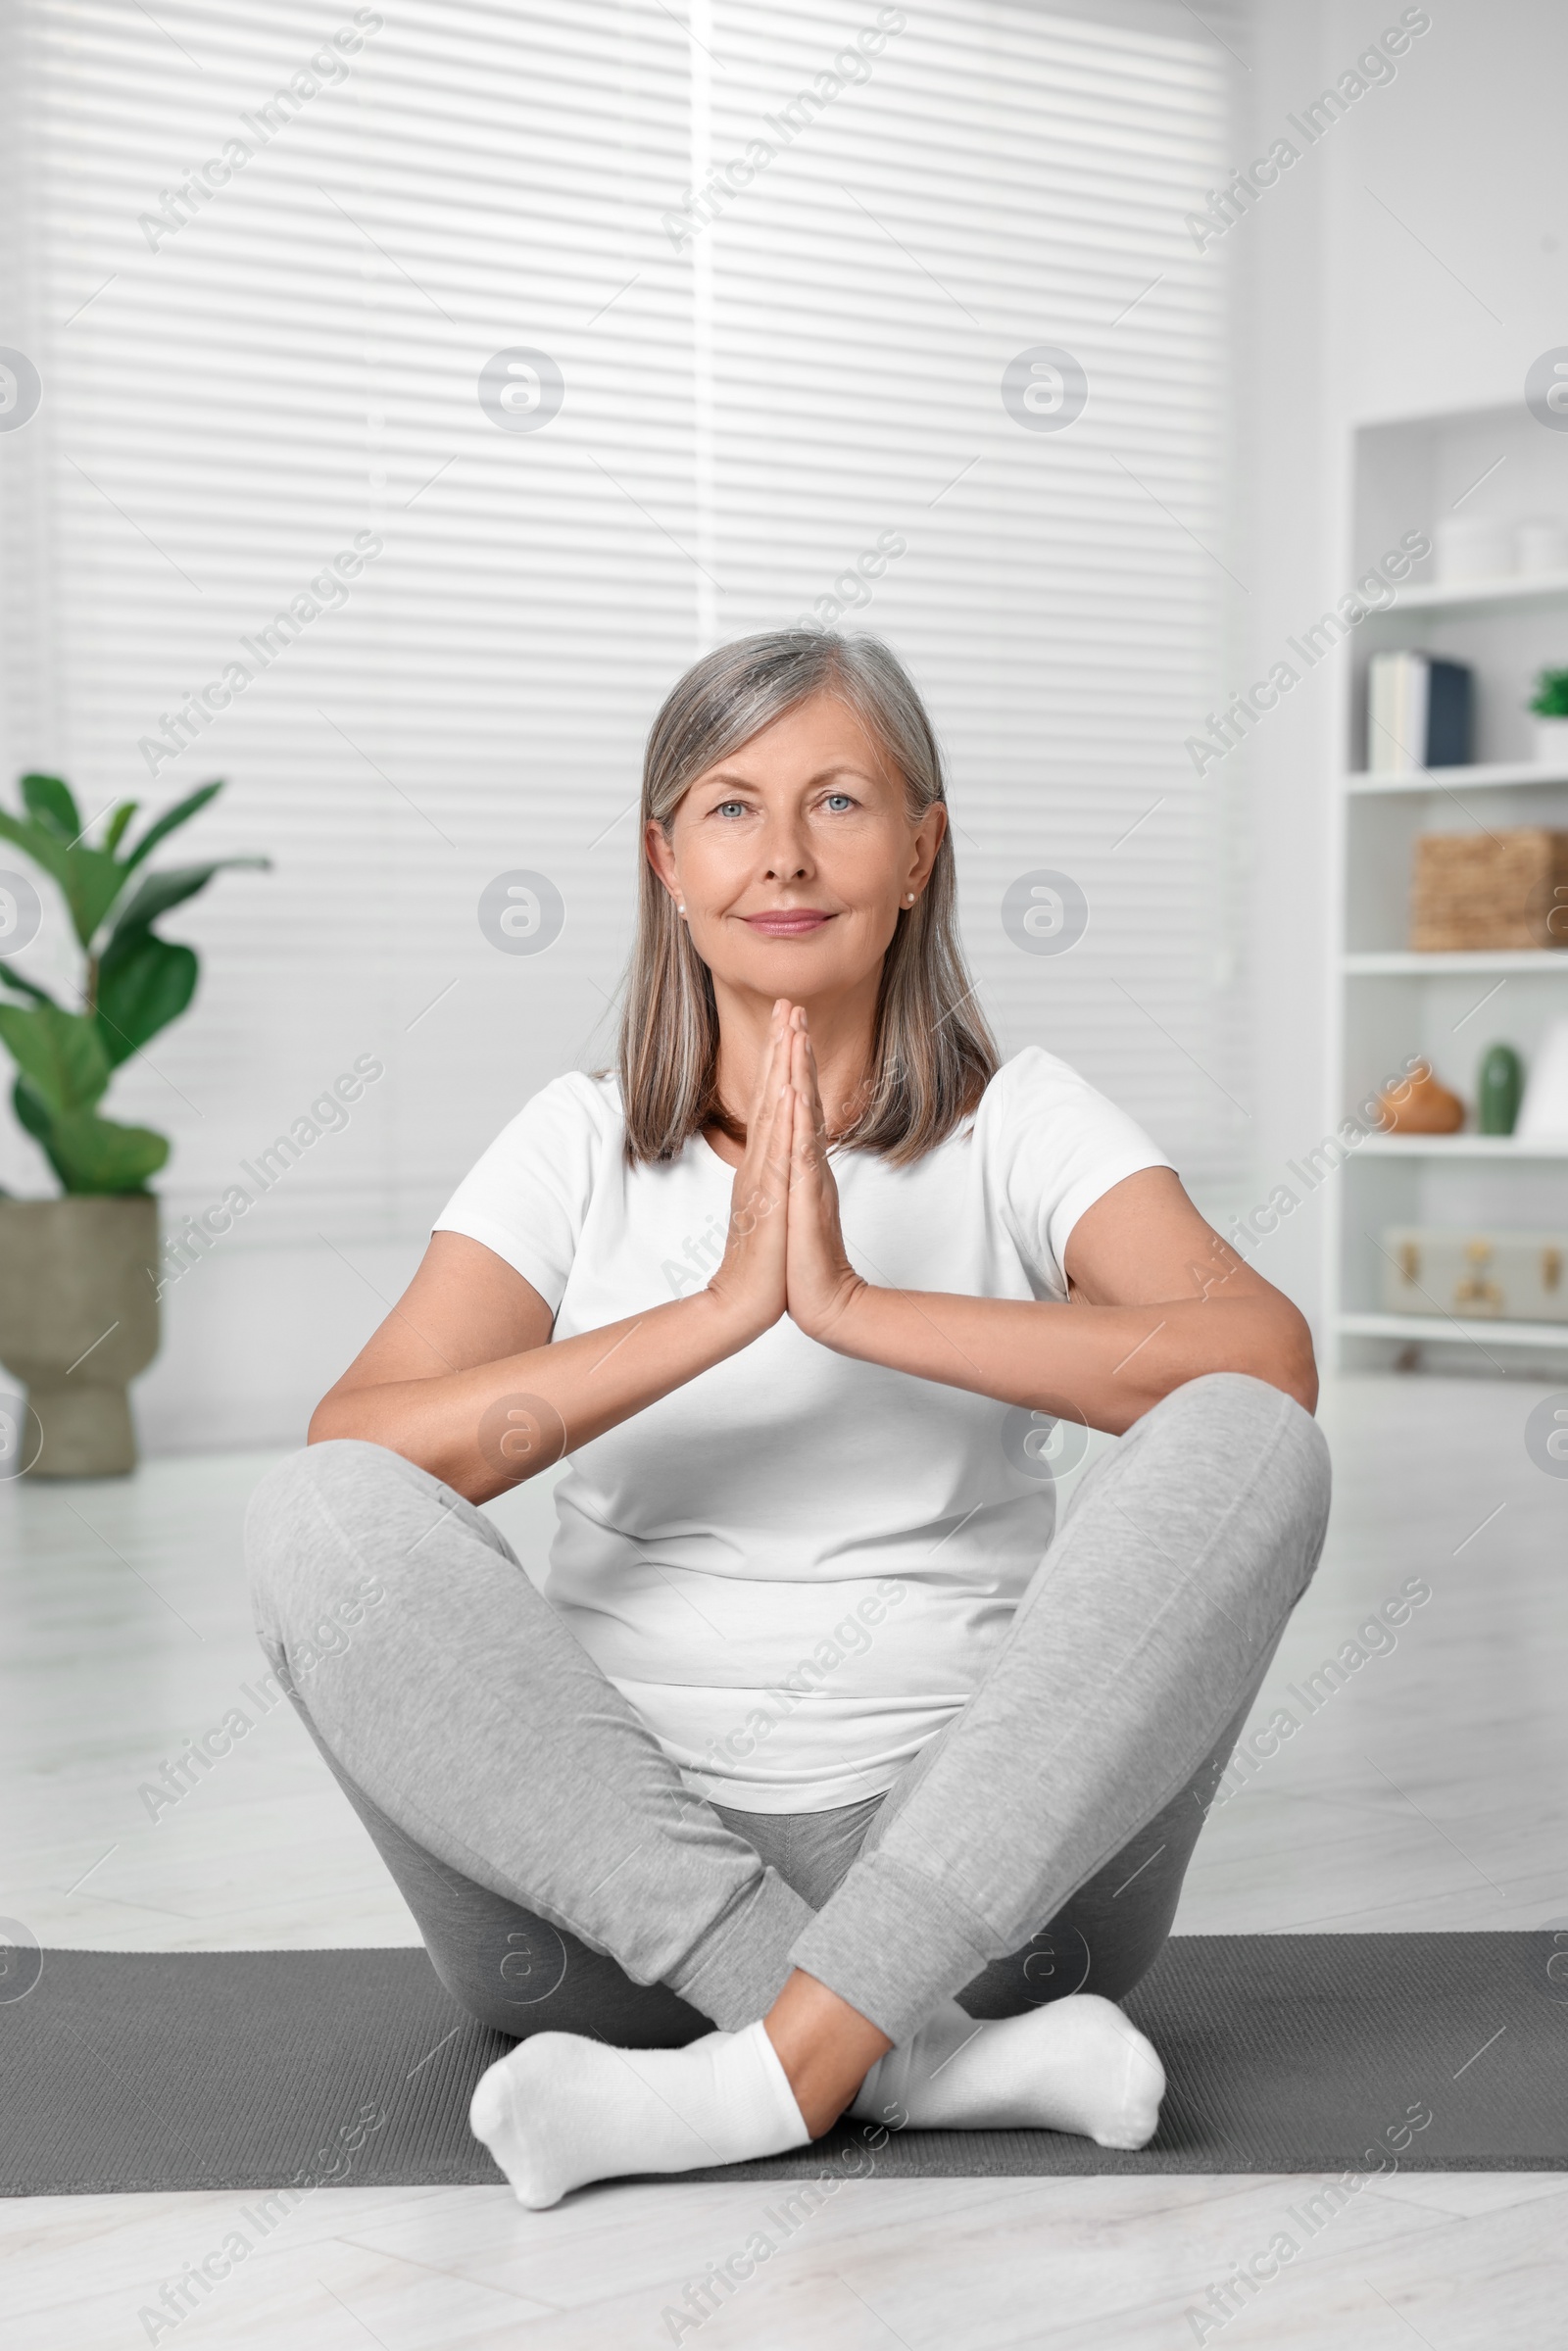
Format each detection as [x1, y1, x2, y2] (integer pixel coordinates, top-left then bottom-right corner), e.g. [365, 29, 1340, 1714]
[1366, 651, 1473, 772]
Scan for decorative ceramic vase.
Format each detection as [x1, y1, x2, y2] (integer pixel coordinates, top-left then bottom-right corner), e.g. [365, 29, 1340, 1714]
[1376, 1061, 1465, 1135]
[1478, 1044, 1523, 1137]
[0, 1196, 160, 1476]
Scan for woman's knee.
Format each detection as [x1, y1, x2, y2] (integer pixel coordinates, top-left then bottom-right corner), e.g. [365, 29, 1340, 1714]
[1141, 1371, 1331, 1570]
[244, 1441, 414, 1668]
[247, 1439, 425, 1561]
[1206, 1372, 1332, 1592]
[1153, 1368, 1319, 1452]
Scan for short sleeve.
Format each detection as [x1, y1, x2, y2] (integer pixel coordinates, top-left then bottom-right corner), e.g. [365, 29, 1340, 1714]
[431, 1071, 615, 1313]
[987, 1048, 1172, 1293]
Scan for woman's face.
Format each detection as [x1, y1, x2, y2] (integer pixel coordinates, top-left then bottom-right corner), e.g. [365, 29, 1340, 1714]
[646, 691, 946, 1009]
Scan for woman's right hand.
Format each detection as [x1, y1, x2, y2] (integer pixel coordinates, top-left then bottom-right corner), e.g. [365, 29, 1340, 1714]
[705, 999, 795, 1341]
[309, 1004, 802, 1496]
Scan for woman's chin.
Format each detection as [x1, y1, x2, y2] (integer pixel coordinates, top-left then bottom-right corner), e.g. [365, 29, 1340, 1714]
[708, 933, 882, 999]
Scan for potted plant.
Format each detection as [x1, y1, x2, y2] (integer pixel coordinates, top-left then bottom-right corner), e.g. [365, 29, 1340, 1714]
[0, 775, 266, 1477]
[1528, 667, 1568, 765]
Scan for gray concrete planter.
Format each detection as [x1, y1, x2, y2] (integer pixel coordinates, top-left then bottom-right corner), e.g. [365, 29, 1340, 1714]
[0, 1196, 160, 1477]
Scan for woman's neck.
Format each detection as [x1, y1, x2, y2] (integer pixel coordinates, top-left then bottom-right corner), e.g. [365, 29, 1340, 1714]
[710, 982, 878, 1142]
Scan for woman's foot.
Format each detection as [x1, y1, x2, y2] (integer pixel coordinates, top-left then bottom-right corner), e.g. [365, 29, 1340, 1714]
[468, 2020, 809, 2209]
[851, 1991, 1165, 2149]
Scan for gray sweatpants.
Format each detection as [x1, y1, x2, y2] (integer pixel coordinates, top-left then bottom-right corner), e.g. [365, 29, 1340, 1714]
[246, 1371, 1329, 2047]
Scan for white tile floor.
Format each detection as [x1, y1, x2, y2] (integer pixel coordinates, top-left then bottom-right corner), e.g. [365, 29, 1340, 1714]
[3, 1374, 1566, 2348]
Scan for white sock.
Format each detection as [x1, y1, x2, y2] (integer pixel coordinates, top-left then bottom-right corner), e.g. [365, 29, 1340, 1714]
[851, 1992, 1165, 2150]
[469, 2020, 810, 2210]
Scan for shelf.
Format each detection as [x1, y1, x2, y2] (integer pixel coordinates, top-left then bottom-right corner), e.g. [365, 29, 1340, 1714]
[1343, 951, 1568, 975]
[1329, 403, 1568, 1378]
[1337, 1310, 1568, 1348]
[1371, 568, 1568, 616]
[1344, 759, 1568, 797]
[1357, 1135, 1568, 1158]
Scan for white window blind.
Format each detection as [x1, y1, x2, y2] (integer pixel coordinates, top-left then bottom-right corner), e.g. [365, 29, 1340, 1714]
[1, 0, 1245, 1276]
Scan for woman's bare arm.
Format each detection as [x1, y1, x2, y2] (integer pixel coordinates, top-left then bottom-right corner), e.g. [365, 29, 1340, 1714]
[310, 1012, 805, 1501]
[307, 1232, 760, 1503]
[791, 1157, 1317, 1436]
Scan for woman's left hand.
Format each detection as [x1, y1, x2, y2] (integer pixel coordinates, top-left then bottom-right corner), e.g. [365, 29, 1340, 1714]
[785, 1009, 870, 1346]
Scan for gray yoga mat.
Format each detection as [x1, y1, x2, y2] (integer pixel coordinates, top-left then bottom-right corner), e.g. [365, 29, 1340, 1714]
[2, 1935, 1562, 2197]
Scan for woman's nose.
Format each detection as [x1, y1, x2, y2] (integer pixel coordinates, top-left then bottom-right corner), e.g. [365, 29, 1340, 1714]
[760, 823, 810, 882]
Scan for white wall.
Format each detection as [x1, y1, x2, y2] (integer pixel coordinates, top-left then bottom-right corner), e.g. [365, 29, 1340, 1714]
[1233, 0, 1568, 1323]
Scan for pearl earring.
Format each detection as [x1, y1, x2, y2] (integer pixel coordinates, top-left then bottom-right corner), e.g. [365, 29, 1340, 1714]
[677, 903, 686, 915]
[905, 892, 915, 905]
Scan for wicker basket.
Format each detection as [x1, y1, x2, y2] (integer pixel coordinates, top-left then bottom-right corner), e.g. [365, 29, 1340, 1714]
[1410, 828, 1568, 953]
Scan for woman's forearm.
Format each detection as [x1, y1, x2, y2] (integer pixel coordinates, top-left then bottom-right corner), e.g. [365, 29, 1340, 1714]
[308, 1289, 759, 1502]
[818, 1284, 1317, 1434]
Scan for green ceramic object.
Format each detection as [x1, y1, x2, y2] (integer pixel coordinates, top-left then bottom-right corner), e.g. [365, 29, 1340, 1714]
[1478, 1043, 1523, 1136]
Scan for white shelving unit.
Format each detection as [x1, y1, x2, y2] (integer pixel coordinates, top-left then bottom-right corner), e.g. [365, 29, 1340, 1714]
[1326, 402, 1568, 1374]
[1344, 950, 1568, 975]
[1388, 569, 1568, 614]
[1358, 1134, 1568, 1160]
[1339, 1310, 1568, 1351]
[1346, 757, 1568, 796]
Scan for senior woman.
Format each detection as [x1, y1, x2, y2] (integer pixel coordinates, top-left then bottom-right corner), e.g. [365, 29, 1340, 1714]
[247, 630, 1328, 2208]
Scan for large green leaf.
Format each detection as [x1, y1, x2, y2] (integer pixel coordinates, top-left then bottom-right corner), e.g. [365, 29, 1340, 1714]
[12, 1072, 59, 1172]
[11, 1073, 77, 1193]
[0, 1001, 110, 1117]
[12, 1071, 50, 1142]
[45, 1106, 169, 1194]
[105, 857, 269, 954]
[12, 1075, 168, 1194]
[0, 804, 132, 945]
[0, 808, 74, 899]
[0, 965, 58, 1005]
[121, 780, 225, 874]
[102, 801, 140, 856]
[95, 932, 198, 1065]
[12, 1074, 72, 1194]
[67, 846, 136, 946]
[21, 774, 82, 840]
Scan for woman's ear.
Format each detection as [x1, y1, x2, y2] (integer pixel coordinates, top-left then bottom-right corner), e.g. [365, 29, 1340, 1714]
[643, 816, 680, 901]
[907, 800, 947, 895]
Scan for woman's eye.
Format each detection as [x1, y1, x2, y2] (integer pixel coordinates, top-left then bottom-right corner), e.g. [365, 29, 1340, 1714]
[714, 800, 750, 818]
[823, 792, 856, 812]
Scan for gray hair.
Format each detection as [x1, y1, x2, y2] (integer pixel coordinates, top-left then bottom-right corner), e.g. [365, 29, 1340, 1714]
[617, 629, 997, 1165]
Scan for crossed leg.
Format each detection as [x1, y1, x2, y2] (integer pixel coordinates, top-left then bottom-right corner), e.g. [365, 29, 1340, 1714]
[246, 1372, 1329, 2203]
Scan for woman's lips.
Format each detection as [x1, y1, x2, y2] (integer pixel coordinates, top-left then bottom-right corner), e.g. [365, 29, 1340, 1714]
[742, 910, 834, 936]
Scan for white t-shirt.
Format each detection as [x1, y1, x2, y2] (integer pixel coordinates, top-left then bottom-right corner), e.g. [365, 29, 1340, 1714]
[433, 1048, 1169, 1813]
